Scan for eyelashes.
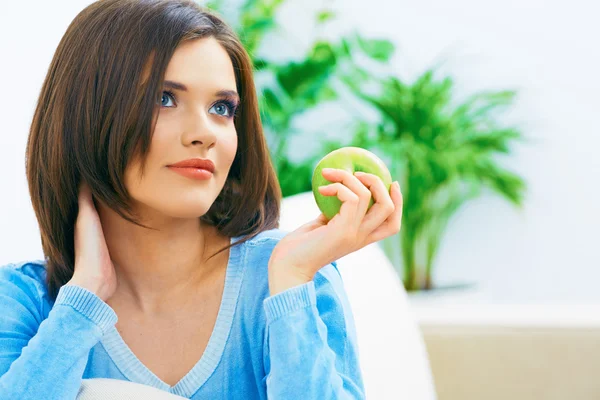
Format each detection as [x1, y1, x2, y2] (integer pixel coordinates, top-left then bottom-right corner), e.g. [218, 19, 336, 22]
[159, 90, 239, 119]
[215, 98, 239, 119]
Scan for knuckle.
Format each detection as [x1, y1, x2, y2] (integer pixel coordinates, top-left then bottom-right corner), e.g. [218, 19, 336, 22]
[384, 201, 395, 214]
[359, 188, 371, 200]
[346, 191, 360, 204]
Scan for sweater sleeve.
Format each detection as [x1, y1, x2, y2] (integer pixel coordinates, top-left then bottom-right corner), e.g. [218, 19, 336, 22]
[0, 265, 118, 400]
[262, 262, 365, 399]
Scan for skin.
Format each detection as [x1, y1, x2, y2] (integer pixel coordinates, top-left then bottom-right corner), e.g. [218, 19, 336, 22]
[93, 36, 239, 317]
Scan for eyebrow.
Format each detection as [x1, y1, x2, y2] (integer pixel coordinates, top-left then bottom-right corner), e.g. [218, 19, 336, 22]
[163, 80, 239, 101]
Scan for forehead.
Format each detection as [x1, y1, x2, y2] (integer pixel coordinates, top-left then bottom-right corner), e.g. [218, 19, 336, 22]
[164, 37, 237, 92]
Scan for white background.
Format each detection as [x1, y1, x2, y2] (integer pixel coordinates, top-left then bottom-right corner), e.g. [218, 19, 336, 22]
[1, 0, 599, 303]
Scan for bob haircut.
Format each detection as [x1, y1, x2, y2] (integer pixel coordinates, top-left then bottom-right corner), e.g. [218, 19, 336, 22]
[25, 0, 281, 300]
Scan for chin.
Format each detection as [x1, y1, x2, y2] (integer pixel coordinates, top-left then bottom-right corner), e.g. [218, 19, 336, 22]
[166, 203, 213, 219]
[130, 187, 219, 220]
[139, 197, 213, 220]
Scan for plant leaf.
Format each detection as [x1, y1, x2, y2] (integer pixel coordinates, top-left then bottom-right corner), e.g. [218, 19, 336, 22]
[355, 34, 395, 62]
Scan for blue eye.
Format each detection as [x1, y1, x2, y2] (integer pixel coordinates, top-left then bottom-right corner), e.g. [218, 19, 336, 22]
[209, 99, 238, 119]
[210, 102, 229, 117]
[159, 90, 176, 107]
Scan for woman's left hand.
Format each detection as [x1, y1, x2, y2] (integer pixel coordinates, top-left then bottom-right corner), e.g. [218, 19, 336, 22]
[268, 168, 403, 295]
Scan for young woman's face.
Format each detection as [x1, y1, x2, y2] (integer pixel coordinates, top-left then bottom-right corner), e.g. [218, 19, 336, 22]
[125, 37, 239, 220]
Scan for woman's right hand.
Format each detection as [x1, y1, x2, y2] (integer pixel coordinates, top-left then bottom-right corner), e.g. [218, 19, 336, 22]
[65, 181, 118, 302]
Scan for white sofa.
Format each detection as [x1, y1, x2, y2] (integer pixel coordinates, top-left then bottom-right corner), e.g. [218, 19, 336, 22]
[279, 191, 437, 400]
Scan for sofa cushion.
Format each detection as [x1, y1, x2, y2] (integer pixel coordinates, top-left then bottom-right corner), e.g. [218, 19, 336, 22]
[77, 378, 187, 399]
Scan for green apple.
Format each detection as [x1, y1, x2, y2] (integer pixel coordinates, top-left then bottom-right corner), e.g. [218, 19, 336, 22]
[311, 146, 393, 221]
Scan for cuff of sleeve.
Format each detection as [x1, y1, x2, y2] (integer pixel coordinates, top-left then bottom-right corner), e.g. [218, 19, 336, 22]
[264, 281, 316, 324]
[55, 285, 118, 334]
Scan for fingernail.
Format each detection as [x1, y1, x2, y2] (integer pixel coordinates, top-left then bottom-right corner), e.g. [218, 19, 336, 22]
[322, 168, 335, 173]
[354, 171, 365, 176]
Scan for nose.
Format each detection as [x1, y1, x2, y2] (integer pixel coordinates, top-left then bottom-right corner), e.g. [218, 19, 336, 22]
[181, 108, 217, 149]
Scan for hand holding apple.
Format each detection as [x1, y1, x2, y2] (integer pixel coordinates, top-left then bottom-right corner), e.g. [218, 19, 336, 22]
[312, 147, 393, 220]
[267, 146, 402, 296]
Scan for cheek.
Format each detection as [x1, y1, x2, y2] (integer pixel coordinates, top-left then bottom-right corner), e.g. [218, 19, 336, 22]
[147, 123, 171, 156]
[123, 151, 161, 200]
[123, 160, 141, 193]
[218, 132, 238, 174]
[228, 135, 238, 162]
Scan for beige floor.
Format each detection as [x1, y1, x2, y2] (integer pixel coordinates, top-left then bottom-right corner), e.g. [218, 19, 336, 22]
[422, 325, 600, 400]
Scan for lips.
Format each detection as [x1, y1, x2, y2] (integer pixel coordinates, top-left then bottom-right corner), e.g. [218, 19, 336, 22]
[167, 158, 215, 172]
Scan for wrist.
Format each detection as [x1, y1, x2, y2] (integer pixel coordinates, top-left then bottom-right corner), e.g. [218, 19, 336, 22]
[268, 263, 313, 296]
[65, 278, 111, 302]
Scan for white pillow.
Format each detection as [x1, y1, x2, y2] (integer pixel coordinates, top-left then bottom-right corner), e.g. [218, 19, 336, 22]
[78, 378, 187, 400]
[280, 191, 437, 400]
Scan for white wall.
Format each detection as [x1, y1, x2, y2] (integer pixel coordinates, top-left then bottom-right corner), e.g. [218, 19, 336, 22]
[1, 0, 599, 303]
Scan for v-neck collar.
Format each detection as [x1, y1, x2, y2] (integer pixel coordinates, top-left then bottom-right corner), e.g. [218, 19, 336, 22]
[99, 235, 245, 398]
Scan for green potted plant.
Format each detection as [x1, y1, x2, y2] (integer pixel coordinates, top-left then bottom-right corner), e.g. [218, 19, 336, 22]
[341, 68, 527, 290]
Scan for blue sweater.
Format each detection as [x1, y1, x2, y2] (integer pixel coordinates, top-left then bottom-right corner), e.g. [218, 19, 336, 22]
[0, 228, 364, 399]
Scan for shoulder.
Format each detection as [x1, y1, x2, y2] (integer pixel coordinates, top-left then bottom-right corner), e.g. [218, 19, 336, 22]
[0, 260, 50, 319]
[238, 227, 342, 282]
[242, 227, 343, 280]
[237, 227, 289, 267]
[234, 228, 289, 290]
[242, 227, 290, 247]
[236, 227, 344, 300]
[0, 259, 48, 294]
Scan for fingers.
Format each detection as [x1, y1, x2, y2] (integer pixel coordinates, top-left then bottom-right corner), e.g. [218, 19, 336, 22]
[318, 168, 403, 244]
[320, 168, 371, 227]
[354, 172, 396, 233]
[366, 181, 403, 244]
[317, 182, 360, 227]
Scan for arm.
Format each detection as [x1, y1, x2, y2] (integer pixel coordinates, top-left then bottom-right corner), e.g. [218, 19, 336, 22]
[263, 262, 365, 399]
[0, 265, 117, 400]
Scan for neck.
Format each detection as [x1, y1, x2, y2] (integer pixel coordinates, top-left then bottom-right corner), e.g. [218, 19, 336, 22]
[96, 202, 229, 316]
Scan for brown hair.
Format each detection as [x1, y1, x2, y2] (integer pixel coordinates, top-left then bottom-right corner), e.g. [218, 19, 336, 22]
[25, 0, 281, 300]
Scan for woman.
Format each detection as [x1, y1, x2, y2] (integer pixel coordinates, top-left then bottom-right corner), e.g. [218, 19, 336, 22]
[0, 0, 402, 399]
